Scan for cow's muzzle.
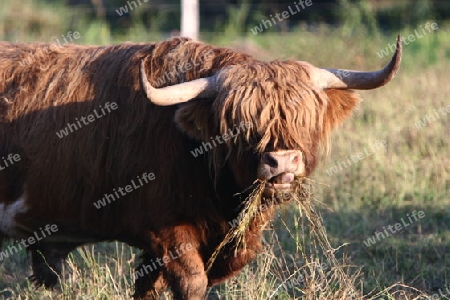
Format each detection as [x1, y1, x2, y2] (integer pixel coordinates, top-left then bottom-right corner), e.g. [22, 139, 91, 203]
[258, 150, 305, 194]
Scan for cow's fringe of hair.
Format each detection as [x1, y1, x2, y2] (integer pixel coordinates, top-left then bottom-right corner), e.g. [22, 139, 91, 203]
[212, 61, 360, 176]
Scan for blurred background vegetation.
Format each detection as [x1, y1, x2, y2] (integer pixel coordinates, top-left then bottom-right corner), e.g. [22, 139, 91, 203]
[0, 0, 449, 43]
[0, 0, 449, 299]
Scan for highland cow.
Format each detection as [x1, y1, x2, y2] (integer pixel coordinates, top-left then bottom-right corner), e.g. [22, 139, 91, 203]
[0, 36, 402, 299]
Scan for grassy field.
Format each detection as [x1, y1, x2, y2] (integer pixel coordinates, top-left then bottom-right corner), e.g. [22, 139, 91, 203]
[0, 0, 449, 299]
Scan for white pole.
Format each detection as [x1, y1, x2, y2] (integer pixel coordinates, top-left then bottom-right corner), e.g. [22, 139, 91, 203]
[181, 0, 199, 40]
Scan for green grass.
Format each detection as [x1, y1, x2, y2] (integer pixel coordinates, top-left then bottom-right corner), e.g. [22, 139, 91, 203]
[0, 0, 450, 299]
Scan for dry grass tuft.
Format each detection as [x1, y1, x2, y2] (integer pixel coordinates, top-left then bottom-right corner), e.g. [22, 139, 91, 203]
[290, 178, 361, 299]
[206, 180, 266, 272]
[207, 177, 362, 299]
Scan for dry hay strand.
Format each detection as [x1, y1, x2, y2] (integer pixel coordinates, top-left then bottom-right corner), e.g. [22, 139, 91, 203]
[287, 178, 361, 299]
[205, 179, 266, 272]
[206, 177, 362, 298]
[205, 177, 310, 273]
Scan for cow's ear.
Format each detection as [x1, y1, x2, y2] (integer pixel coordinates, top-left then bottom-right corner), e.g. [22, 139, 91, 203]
[174, 100, 214, 141]
[323, 89, 360, 130]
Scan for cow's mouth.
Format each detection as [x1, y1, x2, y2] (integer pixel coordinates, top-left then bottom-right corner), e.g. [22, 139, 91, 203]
[264, 172, 295, 195]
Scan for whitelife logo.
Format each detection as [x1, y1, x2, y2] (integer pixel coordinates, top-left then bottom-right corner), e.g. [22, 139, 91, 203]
[93, 172, 156, 209]
[325, 140, 387, 176]
[250, 0, 313, 35]
[0, 224, 58, 261]
[19, 31, 81, 67]
[376, 22, 438, 59]
[0, 154, 21, 171]
[414, 104, 450, 129]
[363, 210, 425, 247]
[190, 122, 252, 158]
[116, 0, 149, 16]
[134, 243, 194, 279]
[56, 102, 118, 139]
[154, 49, 215, 87]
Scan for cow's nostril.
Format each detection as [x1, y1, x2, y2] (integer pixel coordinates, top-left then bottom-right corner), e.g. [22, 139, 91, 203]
[262, 153, 278, 168]
[291, 154, 299, 165]
[290, 152, 302, 168]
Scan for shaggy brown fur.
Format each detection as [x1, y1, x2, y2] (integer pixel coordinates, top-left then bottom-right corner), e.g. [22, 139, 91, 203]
[0, 37, 359, 299]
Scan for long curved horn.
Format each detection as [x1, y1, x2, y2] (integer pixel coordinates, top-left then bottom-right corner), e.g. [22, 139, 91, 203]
[310, 35, 402, 90]
[139, 60, 218, 106]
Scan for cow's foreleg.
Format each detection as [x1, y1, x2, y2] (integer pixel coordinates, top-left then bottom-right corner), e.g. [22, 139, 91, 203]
[28, 242, 78, 288]
[163, 244, 207, 300]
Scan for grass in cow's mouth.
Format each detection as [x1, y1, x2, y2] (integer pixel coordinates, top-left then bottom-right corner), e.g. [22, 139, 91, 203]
[206, 177, 361, 298]
[288, 178, 361, 298]
[206, 179, 266, 272]
[205, 177, 310, 272]
[206, 178, 314, 273]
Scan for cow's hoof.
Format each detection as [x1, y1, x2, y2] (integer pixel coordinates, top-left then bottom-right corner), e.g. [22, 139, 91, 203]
[30, 250, 64, 289]
[28, 270, 59, 289]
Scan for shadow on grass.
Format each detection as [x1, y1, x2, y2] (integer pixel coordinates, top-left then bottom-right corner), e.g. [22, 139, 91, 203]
[273, 202, 450, 296]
